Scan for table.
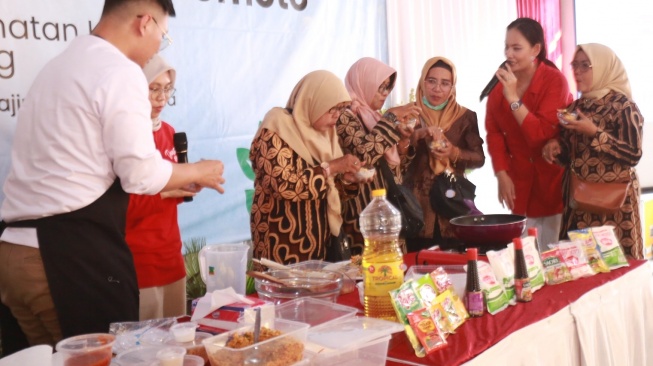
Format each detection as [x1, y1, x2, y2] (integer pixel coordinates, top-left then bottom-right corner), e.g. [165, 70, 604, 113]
[337, 258, 653, 366]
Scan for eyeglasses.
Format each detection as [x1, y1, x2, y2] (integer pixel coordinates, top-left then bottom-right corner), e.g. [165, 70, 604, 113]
[424, 78, 452, 90]
[138, 15, 173, 51]
[328, 104, 349, 116]
[570, 61, 592, 73]
[378, 82, 393, 94]
[149, 87, 176, 99]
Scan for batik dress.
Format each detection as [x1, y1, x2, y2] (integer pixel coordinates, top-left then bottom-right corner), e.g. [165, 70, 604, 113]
[558, 91, 644, 258]
[336, 109, 415, 254]
[250, 128, 357, 265]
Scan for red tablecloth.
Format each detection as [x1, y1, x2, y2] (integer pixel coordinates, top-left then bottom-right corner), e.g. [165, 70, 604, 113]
[336, 256, 646, 366]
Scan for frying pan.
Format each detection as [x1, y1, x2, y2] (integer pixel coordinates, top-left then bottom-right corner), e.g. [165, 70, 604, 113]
[449, 214, 526, 248]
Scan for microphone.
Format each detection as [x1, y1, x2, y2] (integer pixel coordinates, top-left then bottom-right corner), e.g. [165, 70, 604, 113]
[479, 61, 507, 102]
[173, 132, 193, 202]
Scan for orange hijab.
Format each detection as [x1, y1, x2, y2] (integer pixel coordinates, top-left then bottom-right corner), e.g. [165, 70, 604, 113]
[416, 57, 467, 175]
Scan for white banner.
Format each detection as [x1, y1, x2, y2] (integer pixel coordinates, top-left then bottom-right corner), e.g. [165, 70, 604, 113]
[0, 0, 389, 245]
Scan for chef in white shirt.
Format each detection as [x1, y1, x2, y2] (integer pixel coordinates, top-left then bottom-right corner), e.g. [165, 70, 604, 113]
[0, 0, 224, 348]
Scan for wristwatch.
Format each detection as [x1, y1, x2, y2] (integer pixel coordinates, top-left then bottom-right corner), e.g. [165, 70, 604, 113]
[383, 111, 399, 125]
[510, 100, 523, 111]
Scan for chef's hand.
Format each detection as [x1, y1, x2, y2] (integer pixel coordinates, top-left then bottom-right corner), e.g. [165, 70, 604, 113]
[542, 139, 561, 164]
[191, 160, 226, 193]
[559, 109, 598, 136]
[496, 171, 515, 211]
[161, 188, 198, 199]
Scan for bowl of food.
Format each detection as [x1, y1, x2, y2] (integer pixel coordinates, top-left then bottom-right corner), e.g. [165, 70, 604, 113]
[202, 319, 308, 366]
[254, 269, 344, 304]
[557, 108, 577, 125]
[355, 165, 375, 181]
[55, 333, 115, 366]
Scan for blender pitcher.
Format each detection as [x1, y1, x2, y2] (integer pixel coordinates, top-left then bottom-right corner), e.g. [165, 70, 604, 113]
[198, 242, 250, 295]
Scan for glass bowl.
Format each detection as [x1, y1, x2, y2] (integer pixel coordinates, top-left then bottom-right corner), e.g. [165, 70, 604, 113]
[254, 269, 344, 304]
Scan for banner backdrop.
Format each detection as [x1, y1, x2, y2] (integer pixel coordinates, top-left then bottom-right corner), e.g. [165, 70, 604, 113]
[0, 0, 389, 245]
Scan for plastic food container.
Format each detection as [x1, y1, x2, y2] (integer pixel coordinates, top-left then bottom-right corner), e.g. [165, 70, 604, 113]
[202, 318, 309, 366]
[55, 333, 115, 366]
[405, 264, 466, 299]
[169, 322, 198, 343]
[304, 316, 404, 365]
[116, 345, 165, 366]
[274, 297, 358, 327]
[254, 269, 343, 304]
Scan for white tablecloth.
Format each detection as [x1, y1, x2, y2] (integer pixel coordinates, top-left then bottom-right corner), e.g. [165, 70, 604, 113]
[465, 261, 653, 366]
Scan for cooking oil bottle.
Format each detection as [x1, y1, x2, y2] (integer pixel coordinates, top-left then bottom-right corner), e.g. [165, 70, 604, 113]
[359, 188, 404, 321]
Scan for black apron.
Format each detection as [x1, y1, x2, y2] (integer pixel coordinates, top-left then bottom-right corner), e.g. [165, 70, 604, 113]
[0, 179, 138, 338]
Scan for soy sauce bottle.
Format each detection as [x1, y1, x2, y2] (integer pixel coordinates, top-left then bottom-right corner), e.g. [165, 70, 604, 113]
[513, 238, 532, 302]
[464, 248, 485, 317]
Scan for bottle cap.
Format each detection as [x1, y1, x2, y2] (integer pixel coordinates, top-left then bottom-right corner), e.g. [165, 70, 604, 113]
[512, 237, 523, 249]
[371, 189, 386, 197]
[528, 227, 538, 237]
[466, 248, 478, 260]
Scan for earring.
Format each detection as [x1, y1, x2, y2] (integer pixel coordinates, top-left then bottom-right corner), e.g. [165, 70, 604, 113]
[531, 56, 536, 62]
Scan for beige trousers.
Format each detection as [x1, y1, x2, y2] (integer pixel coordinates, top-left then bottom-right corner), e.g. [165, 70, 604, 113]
[0, 241, 62, 347]
[138, 276, 186, 321]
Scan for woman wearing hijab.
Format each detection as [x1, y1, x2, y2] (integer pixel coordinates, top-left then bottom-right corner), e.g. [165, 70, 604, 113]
[403, 57, 485, 251]
[542, 43, 644, 258]
[250, 70, 364, 265]
[126, 55, 195, 320]
[486, 18, 572, 250]
[337, 57, 422, 255]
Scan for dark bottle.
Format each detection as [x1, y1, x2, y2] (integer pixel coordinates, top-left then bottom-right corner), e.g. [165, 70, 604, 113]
[464, 248, 485, 317]
[513, 238, 533, 302]
[528, 227, 540, 252]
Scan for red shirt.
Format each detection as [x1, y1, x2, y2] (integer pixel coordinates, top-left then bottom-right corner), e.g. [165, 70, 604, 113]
[125, 122, 185, 288]
[485, 62, 572, 217]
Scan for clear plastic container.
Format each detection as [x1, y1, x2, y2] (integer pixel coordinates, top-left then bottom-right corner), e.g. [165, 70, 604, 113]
[359, 189, 404, 320]
[304, 316, 404, 365]
[274, 297, 358, 327]
[116, 345, 165, 366]
[202, 318, 309, 366]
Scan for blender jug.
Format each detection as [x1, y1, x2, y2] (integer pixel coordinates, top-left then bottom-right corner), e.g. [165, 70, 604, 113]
[198, 242, 249, 295]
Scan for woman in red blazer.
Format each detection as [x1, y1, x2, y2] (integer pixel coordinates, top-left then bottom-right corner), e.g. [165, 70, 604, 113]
[485, 18, 572, 249]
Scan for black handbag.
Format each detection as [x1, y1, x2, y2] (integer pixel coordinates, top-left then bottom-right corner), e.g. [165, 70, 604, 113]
[378, 158, 425, 238]
[430, 169, 478, 219]
[326, 229, 351, 262]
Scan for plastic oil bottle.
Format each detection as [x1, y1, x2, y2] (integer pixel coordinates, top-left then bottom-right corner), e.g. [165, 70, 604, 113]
[359, 188, 404, 321]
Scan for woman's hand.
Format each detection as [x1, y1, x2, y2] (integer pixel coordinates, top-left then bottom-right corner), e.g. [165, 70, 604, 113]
[429, 136, 452, 161]
[386, 103, 422, 122]
[495, 171, 516, 211]
[559, 109, 598, 136]
[496, 63, 518, 103]
[542, 139, 561, 164]
[328, 154, 361, 176]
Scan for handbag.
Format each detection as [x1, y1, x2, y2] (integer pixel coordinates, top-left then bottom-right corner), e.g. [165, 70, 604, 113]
[326, 229, 351, 262]
[430, 169, 478, 219]
[569, 171, 630, 214]
[378, 158, 425, 238]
